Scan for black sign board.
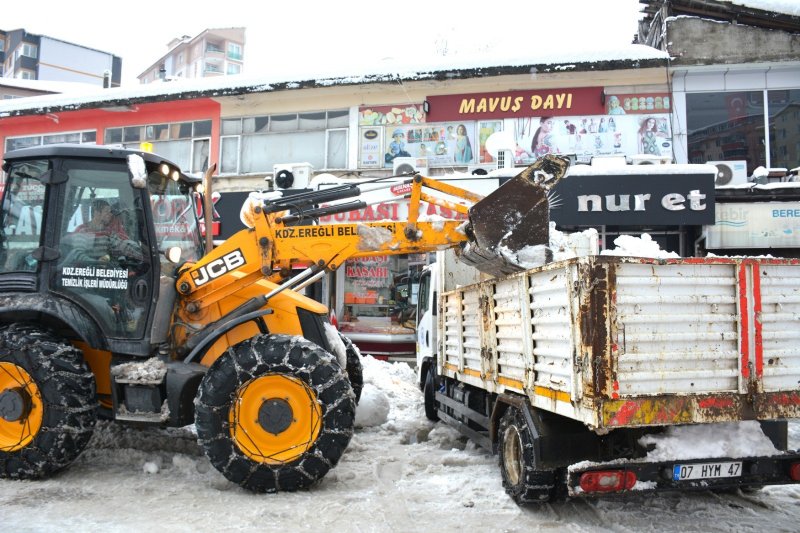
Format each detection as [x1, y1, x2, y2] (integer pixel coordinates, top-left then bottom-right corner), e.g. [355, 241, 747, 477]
[550, 170, 716, 226]
[213, 191, 249, 240]
[212, 170, 716, 242]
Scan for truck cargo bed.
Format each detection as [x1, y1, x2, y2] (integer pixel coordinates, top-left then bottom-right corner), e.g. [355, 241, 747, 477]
[438, 256, 800, 430]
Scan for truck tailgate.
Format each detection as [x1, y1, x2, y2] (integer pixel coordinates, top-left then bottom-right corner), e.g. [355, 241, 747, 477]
[439, 256, 800, 429]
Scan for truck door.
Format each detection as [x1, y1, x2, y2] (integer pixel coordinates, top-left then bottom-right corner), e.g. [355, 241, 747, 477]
[416, 266, 436, 366]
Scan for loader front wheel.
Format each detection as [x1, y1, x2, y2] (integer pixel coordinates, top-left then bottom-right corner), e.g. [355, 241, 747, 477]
[195, 334, 355, 492]
[0, 323, 97, 479]
[497, 406, 556, 504]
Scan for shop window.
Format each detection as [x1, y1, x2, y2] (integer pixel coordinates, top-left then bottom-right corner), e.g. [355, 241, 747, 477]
[220, 110, 349, 174]
[193, 120, 212, 137]
[327, 129, 348, 169]
[6, 130, 95, 153]
[104, 120, 213, 172]
[686, 91, 765, 171]
[220, 136, 239, 174]
[222, 119, 242, 135]
[767, 89, 800, 171]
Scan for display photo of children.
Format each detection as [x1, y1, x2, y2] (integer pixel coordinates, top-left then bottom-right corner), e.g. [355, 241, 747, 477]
[385, 128, 412, 165]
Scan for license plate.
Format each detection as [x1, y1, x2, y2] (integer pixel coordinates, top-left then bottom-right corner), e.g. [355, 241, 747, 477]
[673, 462, 742, 481]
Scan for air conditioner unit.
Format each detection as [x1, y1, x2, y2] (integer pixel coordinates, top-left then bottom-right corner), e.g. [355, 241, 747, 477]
[467, 164, 495, 176]
[393, 157, 428, 176]
[272, 163, 313, 189]
[707, 160, 748, 186]
[590, 155, 627, 168]
[629, 154, 673, 165]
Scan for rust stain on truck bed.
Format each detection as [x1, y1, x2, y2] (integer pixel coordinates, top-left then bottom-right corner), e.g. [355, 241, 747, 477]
[577, 261, 611, 399]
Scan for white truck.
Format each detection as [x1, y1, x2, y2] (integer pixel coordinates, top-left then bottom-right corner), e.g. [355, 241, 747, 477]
[416, 248, 800, 503]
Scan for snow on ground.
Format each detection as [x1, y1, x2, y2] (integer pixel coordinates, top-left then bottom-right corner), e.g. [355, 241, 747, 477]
[1, 356, 799, 533]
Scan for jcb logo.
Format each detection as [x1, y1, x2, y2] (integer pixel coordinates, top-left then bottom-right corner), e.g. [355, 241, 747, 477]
[191, 249, 246, 287]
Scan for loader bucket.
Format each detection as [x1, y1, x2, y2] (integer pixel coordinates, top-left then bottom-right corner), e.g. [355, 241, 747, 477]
[458, 154, 570, 277]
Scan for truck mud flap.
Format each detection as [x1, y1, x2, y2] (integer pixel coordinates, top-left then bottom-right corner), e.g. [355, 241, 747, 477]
[460, 154, 570, 277]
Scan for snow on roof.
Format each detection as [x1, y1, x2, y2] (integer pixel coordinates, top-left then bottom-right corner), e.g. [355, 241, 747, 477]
[0, 77, 103, 95]
[721, 0, 800, 17]
[566, 163, 717, 176]
[0, 44, 668, 117]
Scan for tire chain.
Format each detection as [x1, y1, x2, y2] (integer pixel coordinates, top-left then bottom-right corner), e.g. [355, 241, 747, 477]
[0, 323, 97, 479]
[194, 334, 355, 492]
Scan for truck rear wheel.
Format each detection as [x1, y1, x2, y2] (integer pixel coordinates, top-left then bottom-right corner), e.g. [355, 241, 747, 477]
[497, 406, 556, 504]
[0, 324, 97, 479]
[194, 334, 356, 492]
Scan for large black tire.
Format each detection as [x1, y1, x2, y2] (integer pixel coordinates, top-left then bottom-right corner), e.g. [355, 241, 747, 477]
[0, 323, 98, 479]
[339, 334, 363, 404]
[194, 334, 356, 492]
[497, 406, 556, 504]
[423, 368, 439, 421]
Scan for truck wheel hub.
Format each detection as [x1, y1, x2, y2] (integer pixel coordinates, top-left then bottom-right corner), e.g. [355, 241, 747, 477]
[0, 387, 29, 422]
[258, 398, 293, 435]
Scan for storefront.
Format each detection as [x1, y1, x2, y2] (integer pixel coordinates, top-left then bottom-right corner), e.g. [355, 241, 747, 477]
[359, 87, 675, 175]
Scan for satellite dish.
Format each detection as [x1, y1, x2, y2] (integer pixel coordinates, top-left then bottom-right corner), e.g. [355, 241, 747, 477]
[484, 131, 516, 158]
[714, 163, 734, 186]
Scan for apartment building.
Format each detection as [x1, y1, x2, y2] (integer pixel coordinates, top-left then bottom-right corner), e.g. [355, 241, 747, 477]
[0, 29, 121, 87]
[137, 28, 245, 84]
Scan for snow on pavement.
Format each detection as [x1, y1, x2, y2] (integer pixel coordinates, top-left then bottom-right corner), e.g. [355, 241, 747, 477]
[1, 356, 799, 533]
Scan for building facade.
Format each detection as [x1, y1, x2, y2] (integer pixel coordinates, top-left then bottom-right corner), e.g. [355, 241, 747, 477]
[137, 28, 245, 84]
[0, 29, 121, 87]
[0, 0, 797, 359]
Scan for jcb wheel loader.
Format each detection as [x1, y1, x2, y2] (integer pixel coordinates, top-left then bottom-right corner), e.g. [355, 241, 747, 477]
[0, 144, 567, 491]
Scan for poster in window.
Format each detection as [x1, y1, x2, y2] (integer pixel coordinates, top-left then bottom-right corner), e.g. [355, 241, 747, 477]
[359, 127, 383, 168]
[512, 113, 672, 164]
[384, 122, 477, 167]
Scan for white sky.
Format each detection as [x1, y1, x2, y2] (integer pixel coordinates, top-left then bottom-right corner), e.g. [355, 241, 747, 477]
[2, 0, 645, 86]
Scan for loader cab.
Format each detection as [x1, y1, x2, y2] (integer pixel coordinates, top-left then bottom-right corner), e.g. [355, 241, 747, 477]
[0, 145, 203, 353]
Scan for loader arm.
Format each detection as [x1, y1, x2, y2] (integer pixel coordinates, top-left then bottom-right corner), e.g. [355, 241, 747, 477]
[173, 172, 487, 311]
[171, 155, 569, 363]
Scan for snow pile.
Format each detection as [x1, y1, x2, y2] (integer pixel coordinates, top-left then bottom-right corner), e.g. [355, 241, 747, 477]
[500, 223, 599, 269]
[509, 244, 550, 269]
[549, 224, 599, 261]
[355, 384, 391, 427]
[601, 233, 680, 259]
[110, 357, 167, 384]
[356, 224, 394, 249]
[126, 154, 147, 188]
[355, 355, 417, 428]
[640, 421, 780, 461]
[323, 323, 347, 369]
